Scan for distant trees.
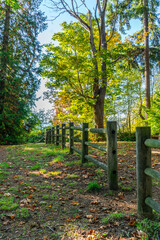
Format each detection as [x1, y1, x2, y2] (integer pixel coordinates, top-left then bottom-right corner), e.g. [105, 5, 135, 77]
[0, 0, 47, 144]
[119, 0, 160, 119]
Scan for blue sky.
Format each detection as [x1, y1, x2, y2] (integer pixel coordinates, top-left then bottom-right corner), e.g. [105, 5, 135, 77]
[35, 0, 142, 112]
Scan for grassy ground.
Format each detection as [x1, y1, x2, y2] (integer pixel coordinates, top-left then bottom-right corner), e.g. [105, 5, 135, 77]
[0, 142, 159, 240]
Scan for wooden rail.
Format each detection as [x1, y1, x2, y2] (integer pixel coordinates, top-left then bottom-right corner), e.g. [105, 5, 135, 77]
[136, 127, 160, 217]
[45, 121, 118, 190]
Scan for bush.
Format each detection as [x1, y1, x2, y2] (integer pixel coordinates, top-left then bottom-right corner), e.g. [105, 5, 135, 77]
[117, 132, 136, 141]
[28, 129, 45, 143]
[87, 180, 101, 192]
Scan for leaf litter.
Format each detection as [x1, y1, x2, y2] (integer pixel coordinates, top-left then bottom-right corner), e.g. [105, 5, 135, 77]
[0, 143, 159, 239]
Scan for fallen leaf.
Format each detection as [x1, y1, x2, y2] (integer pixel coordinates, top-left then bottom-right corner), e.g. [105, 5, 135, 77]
[71, 201, 79, 205]
[4, 193, 11, 197]
[10, 214, 15, 220]
[91, 200, 100, 205]
[86, 215, 93, 219]
[118, 192, 124, 199]
[88, 229, 96, 235]
[129, 218, 137, 226]
[89, 208, 97, 213]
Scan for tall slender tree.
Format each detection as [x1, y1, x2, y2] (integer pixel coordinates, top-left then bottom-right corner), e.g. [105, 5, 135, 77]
[0, 0, 47, 144]
[119, 0, 160, 119]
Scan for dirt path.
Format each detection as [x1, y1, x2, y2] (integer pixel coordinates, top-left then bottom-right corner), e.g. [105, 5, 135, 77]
[0, 146, 6, 162]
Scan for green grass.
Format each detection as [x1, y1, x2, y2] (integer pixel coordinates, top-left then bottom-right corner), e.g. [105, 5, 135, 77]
[121, 186, 132, 191]
[31, 163, 41, 170]
[102, 212, 125, 224]
[16, 207, 30, 218]
[95, 168, 104, 175]
[0, 196, 18, 210]
[136, 218, 160, 239]
[87, 180, 101, 192]
[42, 194, 50, 199]
[68, 182, 77, 187]
[0, 162, 10, 169]
[83, 161, 95, 168]
[0, 171, 10, 179]
[65, 160, 81, 166]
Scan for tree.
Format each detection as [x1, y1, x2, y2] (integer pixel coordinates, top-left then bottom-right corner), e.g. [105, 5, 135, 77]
[41, 21, 134, 128]
[0, 0, 47, 144]
[46, 0, 126, 129]
[147, 75, 160, 134]
[119, 0, 160, 119]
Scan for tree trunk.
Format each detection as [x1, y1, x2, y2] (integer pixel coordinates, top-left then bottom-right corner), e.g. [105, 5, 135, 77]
[0, 4, 10, 115]
[144, 0, 150, 116]
[0, 4, 10, 139]
[94, 87, 106, 140]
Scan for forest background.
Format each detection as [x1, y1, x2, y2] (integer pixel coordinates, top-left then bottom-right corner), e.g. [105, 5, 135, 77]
[0, 0, 160, 144]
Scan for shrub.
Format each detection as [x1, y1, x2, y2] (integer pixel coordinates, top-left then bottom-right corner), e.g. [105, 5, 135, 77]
[87, 180, 101, 192]
[117, 132, 136, 141]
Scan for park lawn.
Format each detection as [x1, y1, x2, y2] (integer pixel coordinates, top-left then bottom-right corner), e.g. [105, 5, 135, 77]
[0, 142, 159, 240]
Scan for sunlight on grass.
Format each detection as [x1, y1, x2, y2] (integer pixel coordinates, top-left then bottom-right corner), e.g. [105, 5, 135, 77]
[24, 147, 35, 151]
[39, 168, 47, 173]
[47, 171, 62, 176]
[49, 155, 65, 165]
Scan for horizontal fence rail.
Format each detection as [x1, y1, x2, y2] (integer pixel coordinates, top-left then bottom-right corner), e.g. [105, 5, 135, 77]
[45, 121, 118, 190]
[136, 127, 160, 217]
[85, 142, 106, 152]
[145, 139, 160, 148]
[85, 155, 108, 171]
[85, 128, 106, 134]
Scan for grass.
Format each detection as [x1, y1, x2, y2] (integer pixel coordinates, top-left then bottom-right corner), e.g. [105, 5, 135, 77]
[0, 196, 18, 210]
[87, 180, 101, 192]
[0, 162, 10, 169]
[0, 142, 159, 240]
[16, 207, 30, 218]
[31, 163, 41, 170]
[65, 160, 81, 166]
[0, 171, 10, 179]
[136, 218, 160, 239]
[102, 212, 125, 224]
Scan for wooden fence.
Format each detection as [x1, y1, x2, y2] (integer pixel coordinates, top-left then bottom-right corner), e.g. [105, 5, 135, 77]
[45, 121, 118, 190]
[136, 127, 160, 217]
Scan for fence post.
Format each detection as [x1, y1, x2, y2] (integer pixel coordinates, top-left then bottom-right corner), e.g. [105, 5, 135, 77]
[107, 121, 118, 190]
[69, 122, 74, 154]
[62, 123, 66, 149]
[56, 125, 59, 146]
[136, 127, 152, 217]
[48, 129, 52, 144]
[45, 129, 48, 144]
[82, 123, 88, 164]
[51, 127, 55, 144]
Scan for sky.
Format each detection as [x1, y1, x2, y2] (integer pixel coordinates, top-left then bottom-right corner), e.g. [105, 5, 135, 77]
[35, 0, 142, 112]
[35, 0, 73, 112]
